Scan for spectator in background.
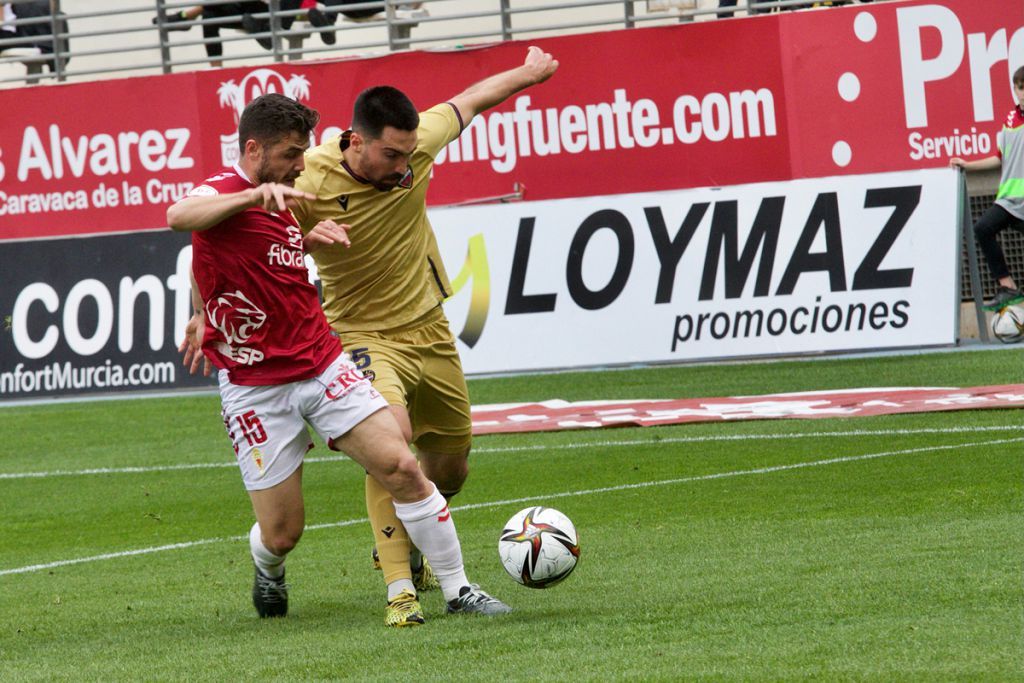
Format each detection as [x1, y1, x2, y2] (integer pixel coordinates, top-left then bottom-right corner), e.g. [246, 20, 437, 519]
[722, 0, 853, 15]
[154, 2, 204, 29]
[154, 2, 271, 67]
[296, 0, 336, 44]
[950, 66, 1024, 311]
[795, 1, 853, 8]
[717, 0, 737, 18]
[238, 1, 427, 53]
[1, 3, 13, 35]
[321, 0, 423, 20]
[1, 0, 68, 74]
[242, 1, 338, 47]
[717, 1, 771, 18]
[154, 1, 338, 65]
[153, 1, 429, 63]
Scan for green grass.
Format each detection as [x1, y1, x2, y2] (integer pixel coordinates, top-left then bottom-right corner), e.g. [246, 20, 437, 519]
[1, 348, 1022, 681]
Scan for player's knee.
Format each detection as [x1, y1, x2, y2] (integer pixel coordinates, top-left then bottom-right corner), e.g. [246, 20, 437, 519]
[432, 461, 468, 493]
[378, 453, 431, 502]
[265, 527, 303, 555]
[420, 449, 469, 492]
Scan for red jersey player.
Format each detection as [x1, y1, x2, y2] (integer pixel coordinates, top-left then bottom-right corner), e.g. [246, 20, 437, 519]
[169, 93, 510, 621]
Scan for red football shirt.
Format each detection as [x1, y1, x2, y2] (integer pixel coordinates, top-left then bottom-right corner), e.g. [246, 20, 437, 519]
[188, 166, 341, 385]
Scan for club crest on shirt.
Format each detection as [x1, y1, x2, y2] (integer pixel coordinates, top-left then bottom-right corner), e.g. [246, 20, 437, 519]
[398, 168, 413, 189]
[207, 290, 266, 344]
[337, 195, 349, 211]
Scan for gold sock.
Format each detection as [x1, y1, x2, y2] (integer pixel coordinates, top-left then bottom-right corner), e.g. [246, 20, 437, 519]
[365, 473, 413, 585]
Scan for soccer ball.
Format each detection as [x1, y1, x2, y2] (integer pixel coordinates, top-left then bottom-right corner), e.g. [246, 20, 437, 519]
[990, 304, 1024, 344]
[498, 506, 580, 588]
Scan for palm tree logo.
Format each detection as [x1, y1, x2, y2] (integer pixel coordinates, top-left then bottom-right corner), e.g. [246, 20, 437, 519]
[217, 69, 312, 164]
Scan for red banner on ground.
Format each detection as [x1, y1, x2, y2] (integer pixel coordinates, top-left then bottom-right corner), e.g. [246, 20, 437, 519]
[470, 384, 1024, 434]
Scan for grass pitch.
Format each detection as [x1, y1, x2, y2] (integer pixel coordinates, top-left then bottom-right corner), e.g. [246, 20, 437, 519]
[1, 348, 1022, 681]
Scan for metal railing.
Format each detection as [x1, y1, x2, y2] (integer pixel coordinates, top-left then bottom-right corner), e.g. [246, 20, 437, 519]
[0, 0, 876, 87]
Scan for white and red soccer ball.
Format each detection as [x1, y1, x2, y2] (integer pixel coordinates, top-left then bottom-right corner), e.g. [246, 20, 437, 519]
[498, 506, 580, 588]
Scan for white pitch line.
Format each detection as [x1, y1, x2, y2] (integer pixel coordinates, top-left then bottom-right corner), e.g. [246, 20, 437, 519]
[2, 435, 1020, 578]
[0, 424, 1018, 480]
[0, 455, 349, 480]
[472, 424, 1023, 454]
[0, 537, 235, 576]
[0, 520, 371, 578]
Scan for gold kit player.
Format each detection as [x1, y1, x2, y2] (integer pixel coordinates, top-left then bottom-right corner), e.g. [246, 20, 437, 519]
[292, 46, 558, 626]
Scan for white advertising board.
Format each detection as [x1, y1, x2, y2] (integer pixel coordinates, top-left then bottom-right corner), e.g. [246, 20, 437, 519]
[429, 168, 960, 374]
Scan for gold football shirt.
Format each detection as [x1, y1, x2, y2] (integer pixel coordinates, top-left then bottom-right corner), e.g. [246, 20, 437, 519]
[293, 103, 462, 332]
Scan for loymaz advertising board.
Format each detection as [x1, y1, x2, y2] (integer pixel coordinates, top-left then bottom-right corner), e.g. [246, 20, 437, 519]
[433, 168, 961, 374]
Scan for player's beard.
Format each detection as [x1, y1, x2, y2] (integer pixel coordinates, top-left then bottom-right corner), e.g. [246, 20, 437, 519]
[370, 170, 407, 192]
[372, 176, 401, 192]
[255, 162, 298, 186]
[254, 149, 299, 186]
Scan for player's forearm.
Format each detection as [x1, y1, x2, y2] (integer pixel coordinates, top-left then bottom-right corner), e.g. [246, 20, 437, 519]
[452, 66, 540, 120]
[167, 190, 257, 232]
[189, 269, 203, 313]
[450, 48, 557, 123]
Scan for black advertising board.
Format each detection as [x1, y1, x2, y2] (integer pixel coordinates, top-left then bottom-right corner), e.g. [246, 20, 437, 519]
[1, 230, 217, 401]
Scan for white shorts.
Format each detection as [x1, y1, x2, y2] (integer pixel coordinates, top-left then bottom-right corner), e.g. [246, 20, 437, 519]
[218, 353, 389, 491]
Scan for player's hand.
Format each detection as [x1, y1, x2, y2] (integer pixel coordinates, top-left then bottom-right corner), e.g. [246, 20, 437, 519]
[523, 46, 558, 85]
[250, 183, 316, 212]
[303, 219, 351, 253]
[949, 157, 966, 169]
[178, 311, 212, 376]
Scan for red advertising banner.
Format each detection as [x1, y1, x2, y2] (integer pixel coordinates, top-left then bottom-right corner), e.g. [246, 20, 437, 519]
[1, 73, 202, 238]
[0, 0, 1019, 242]
[781, 1, 1023, 178]
[470, 385, 1024, 435]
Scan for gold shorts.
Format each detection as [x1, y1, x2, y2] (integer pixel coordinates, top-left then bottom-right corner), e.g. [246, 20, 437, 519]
[337, 309, 472, 455]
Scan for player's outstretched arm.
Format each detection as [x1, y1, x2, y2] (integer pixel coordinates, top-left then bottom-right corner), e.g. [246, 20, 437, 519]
[448, 46, 558, 126]
[167, 184, 315, 232]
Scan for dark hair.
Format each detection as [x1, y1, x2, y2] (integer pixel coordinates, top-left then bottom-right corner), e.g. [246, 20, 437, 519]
[1015, 65, 1024, 88]
[351, 86, 419, 139]
[238, 94, 320, 153]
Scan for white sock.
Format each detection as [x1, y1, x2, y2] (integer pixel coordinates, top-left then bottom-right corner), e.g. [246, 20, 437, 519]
[393, 486, 469, 602]
[249, 522, 285, 579]
[387, 579, 415, 601]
